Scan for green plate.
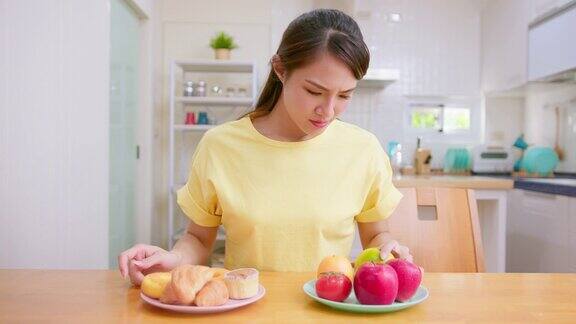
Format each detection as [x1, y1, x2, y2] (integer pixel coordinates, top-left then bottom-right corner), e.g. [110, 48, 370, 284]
[303, 279, 429, 313]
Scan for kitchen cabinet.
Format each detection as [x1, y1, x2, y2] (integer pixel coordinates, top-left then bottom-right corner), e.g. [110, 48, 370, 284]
[507, 189, 575, 272]
[481, 0, 575, 93]
[530, 0, 575, 21]
[481, 0, 532, 93]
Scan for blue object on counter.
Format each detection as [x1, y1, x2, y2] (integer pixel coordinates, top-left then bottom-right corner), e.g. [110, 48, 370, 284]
[444, 148, 471, 173]
[514, 158, 522, 172]
[513, 134, 529, 150]
[520, 147, 559, 176]
[387, 141, 400, 157]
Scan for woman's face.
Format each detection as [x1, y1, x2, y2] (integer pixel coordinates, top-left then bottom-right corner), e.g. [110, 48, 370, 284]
[277, 53, 358, 137]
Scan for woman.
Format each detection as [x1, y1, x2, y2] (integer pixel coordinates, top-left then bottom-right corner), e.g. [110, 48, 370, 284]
[119, 9, 411, 286]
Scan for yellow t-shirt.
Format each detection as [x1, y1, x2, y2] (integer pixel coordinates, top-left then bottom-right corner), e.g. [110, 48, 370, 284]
[177, 116, 403, 272]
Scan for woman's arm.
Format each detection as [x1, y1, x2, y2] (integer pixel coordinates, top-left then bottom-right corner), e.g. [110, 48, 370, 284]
[172, 221, 219, 266]
[357, 219, 413, 261]
[117, 220, 219, 285]
[357, 219, 394, 248]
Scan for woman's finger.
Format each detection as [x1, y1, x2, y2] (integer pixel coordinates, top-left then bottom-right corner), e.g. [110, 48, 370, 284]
[379, 240, 399, 259]
[133, 252, 164, 271]
[128, 259, 145, 286]
[118, 245, 163, 278]
[118, 246, 140, 278]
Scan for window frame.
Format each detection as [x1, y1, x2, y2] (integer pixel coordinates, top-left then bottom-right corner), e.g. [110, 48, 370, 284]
[404, 96, 481, 144]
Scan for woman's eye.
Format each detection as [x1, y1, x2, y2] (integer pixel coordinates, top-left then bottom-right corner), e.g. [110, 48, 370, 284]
[306, 89, 321, 96]
[339, 95, 351, 100]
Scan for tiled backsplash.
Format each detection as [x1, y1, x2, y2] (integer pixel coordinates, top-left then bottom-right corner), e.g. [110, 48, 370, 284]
[341, 0, 483, 169]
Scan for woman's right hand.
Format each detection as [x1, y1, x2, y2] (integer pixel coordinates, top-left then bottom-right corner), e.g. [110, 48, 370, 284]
[118, 244, 182, 286]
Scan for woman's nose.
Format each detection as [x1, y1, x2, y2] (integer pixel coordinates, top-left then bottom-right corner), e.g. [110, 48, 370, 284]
[315, 97, 336, 118]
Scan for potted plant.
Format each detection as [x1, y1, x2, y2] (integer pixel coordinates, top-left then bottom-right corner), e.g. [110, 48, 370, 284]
[209, 31, 238, 60]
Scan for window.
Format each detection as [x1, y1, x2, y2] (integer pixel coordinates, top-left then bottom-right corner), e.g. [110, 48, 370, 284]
[409, 103, 471, 133]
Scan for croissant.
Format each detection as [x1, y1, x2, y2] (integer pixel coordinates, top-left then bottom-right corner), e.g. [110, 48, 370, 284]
[194, 279, 229, 306]
[160, 265, 213, 305]
[210, 267, 230, 279]
[159, 283, 179, 304]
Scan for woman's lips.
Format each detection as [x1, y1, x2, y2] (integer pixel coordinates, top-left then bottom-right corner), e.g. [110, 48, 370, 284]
[310, 119, 329, 128]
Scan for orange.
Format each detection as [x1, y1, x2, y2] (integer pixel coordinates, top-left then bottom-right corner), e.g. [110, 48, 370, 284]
[316, 255, 354, 282]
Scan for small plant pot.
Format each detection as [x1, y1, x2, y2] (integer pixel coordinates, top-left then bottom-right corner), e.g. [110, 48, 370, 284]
[214, 48, 231, 60]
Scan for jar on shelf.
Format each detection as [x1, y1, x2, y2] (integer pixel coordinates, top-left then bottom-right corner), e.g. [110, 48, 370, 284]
[183, 81, 195, 96]
[197, 111, 209, 125]
[196, 81, 207, 97]
[237, 87, 248, 97]
[185, 112, 196, 125]
[211, 85, 223, 97]
[225, 87, 236, 97]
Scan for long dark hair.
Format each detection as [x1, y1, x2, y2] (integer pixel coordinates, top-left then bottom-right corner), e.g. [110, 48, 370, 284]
[245, 9, 370, 119]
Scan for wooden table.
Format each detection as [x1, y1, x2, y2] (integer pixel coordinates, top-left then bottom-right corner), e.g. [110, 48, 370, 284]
[1, 270, 575, 323]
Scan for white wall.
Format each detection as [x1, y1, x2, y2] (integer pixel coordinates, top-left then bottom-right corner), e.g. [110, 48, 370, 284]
[0, 0, 110, 269]
[485, 96, 525, 147]
[524, 84, 576, 172]
[347, 0, 483, 169]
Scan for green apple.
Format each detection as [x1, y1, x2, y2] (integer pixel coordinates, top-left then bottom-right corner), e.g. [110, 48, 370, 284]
[354, 247, 395, 270]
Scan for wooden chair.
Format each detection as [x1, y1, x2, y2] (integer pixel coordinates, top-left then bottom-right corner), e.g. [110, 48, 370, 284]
[387, 187, 485, 272]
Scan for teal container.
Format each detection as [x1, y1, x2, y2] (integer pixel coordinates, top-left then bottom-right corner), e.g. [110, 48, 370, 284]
[520, 147, 559, 176]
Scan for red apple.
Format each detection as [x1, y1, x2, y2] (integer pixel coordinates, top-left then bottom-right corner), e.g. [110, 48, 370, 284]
[387, 259, 422, 302]
[315, 272, 352, 302]
[353, 262, 398, 305]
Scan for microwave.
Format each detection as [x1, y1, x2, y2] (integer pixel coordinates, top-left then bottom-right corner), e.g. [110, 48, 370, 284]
[472, 145, 514, 174]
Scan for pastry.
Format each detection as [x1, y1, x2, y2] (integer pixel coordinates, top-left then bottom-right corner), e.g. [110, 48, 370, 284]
[194, 279, 229, 306]
[161, 265, 213, 305]
[159, 282, 180, 304]
[141, 272, 171, 299]
[223, 268, 259, 299]
[210, 267, 230, 279]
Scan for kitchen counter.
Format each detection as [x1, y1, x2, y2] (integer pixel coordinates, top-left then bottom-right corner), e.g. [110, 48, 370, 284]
[514, 177, 576, 197]
[393, 175, 514, 189]
[1, 270, 575, 323]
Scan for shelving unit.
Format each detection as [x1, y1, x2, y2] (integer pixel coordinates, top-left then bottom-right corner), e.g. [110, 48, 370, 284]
[168, 60, 257, 249]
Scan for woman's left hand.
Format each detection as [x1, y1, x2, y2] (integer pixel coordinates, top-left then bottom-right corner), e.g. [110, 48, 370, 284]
[379, 240, 413, 263]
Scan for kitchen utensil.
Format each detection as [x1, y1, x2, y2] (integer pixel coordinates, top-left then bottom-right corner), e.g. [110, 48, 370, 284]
[414, 137, 431, 175]
[140, 285, 265, 314]
[302, 279, 428, 313]
[554, 107, 565, 160]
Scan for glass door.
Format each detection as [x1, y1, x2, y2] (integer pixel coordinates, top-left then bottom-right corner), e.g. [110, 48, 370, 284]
[109, 0, 139, 268]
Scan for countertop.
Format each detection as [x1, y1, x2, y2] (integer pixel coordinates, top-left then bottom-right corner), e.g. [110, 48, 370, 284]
[1, 270, 575, 323]
[514, 176, 576, 197]
[393, 175, 514, 190]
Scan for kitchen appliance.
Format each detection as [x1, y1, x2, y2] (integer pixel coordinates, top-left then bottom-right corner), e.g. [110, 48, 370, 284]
[472, 145, 514, 174]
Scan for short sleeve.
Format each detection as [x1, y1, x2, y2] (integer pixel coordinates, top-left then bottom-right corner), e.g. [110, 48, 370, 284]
[176, 137, 222, 227]
[354, 138, 403, 223]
